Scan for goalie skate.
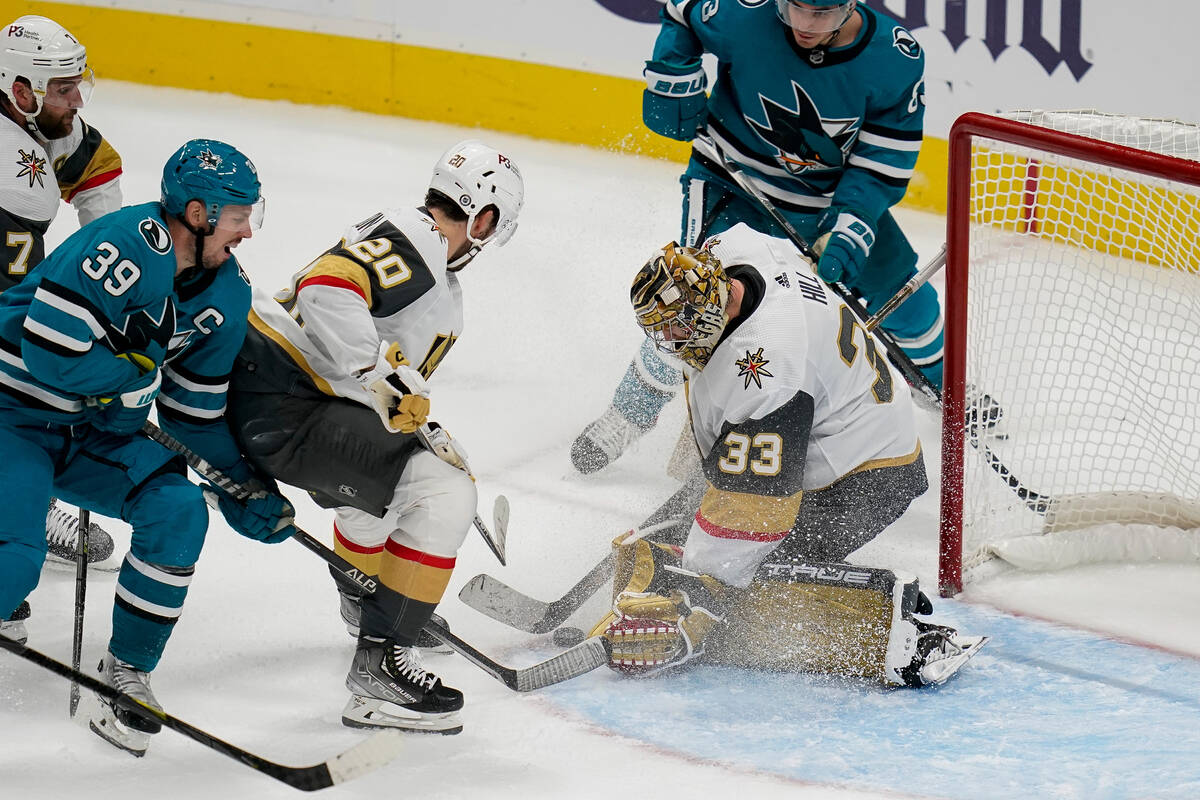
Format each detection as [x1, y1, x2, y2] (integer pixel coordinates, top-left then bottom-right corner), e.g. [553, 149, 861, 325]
[342, 637, 463, 735]
[89, 652, 162, 757]
[903, 623, 989, 687]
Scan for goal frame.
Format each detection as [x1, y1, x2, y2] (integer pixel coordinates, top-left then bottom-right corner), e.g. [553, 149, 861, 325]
[937, 111, 1200, 596]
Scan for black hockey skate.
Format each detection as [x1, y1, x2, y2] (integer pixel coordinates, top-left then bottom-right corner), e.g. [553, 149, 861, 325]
[0, 601, 31, 644]
[343, 636, 463, 734]
[89, 651, 162, 756]
[900, 621, 989, 687]
[44, 500, 116, 567]
[337, 588, 453, 654]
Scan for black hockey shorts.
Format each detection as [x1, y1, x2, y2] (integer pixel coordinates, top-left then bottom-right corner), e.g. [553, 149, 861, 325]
[226, 330, 421, 517]
[773, 451, 929, 563]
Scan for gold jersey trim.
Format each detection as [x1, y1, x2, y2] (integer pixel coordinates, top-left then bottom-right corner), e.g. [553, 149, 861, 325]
[248, 308, 336, 396]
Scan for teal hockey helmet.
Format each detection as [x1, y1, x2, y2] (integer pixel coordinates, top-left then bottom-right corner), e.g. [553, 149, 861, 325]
[775, 0, 857, 35]
[161, 139, 264, 232]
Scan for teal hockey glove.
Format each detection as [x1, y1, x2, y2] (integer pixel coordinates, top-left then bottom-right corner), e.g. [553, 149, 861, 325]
[89, 353, 161, 435]
[642, 59, 708, 141]
[814, 209, 875, 285]
[204, 482, 297, 544]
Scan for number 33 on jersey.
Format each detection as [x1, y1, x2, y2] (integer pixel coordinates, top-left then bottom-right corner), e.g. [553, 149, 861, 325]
[685, 223, 920, 538]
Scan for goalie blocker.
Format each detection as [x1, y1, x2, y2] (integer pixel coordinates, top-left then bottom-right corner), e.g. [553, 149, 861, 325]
[590, 531, 987, 687]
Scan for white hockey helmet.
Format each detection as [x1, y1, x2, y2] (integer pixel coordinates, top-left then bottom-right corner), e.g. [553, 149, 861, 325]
[429, 140, 524, 269]
[0, 16, 92, 126]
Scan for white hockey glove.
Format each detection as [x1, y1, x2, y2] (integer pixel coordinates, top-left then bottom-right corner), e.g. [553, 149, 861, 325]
[421, 423, 472, 477]
[356, 342, 430, 434]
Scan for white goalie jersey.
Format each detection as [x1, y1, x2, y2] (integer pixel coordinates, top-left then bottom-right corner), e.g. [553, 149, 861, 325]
[249, 206, 462, 405]
[681, 224, 920, 585]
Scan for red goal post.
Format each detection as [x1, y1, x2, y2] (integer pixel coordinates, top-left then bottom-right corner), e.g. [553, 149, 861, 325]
[938, 111, 1200, 596]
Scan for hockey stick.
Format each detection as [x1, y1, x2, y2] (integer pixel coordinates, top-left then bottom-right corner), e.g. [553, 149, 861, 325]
[458, 552, 616, 635]
[140, 421, 607, 691]
[284, 527, 609, 692]
[457, 482, 701, 634]
[458, 518, 683, 634]
[69, 508, 89, 717]
[0, 632, 405, 791]
[414, 423, 508, 565]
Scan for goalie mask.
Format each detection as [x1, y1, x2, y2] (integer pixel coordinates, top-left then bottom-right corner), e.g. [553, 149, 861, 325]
[631, 243, 731, 371]
[0, 15, 94, 135]
[429, 139, 524, 270]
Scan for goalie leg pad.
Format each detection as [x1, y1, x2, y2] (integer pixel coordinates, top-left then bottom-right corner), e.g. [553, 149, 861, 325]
[706, 561, 920, 681]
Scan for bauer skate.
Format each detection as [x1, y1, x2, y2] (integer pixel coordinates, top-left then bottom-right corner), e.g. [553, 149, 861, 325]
[89, 651, 162, 756]
[336, 588, 453, 654]
[342, 637, 463, 734]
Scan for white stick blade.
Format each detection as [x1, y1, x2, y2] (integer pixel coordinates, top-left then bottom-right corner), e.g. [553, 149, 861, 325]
[326, 729, 407, 785]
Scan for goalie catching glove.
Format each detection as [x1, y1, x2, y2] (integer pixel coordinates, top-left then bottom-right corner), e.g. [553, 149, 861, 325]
[593, 532, 726, 676]
[606, 586, 723, 676]
[357, 341, 431, 434]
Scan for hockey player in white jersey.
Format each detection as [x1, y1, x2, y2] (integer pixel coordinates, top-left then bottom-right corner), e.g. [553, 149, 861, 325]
[589, 225, 985, 686]
[572, 0, 943, 474]
[0, 15, 122, 633]
[226, 140, 523, 734]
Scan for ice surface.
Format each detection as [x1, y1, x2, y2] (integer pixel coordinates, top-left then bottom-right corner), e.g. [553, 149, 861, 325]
[3, 82, 1198, 800]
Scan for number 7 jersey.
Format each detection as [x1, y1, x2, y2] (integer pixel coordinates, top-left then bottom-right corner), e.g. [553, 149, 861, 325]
[686, 223, 919, 495]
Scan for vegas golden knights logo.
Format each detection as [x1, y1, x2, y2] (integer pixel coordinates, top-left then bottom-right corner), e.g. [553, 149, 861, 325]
[417, 333, 458, 378]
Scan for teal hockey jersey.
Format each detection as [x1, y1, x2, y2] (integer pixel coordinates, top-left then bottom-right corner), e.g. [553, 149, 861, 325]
[651, 1, 925, 224]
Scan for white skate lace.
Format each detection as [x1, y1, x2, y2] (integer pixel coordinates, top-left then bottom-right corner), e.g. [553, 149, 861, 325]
[583, 407, 645, 459]
[45, 502, 82, 550]
[391, 645, 438, 692]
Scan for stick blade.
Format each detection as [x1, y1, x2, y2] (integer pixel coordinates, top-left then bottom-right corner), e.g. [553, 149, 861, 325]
[492, 495, 510, 565]
[515, 637, 610, 692]
[458, 574, 550, 633]
[324, 729, 407, 787]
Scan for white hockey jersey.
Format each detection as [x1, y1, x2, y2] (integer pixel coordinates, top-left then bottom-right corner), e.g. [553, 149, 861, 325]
[681, 224, 920, 582]
[0, 110, 122, 288]
[249, 206, 462, 406]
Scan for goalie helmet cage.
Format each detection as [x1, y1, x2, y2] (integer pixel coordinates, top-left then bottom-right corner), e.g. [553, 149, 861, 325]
[938, 110, 1200, 596]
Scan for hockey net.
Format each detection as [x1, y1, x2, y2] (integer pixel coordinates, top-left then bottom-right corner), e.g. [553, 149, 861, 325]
[938, 110, 1200, 594]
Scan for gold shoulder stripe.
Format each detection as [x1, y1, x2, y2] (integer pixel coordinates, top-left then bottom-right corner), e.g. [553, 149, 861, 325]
[248, 308, 337, 396]
[298, 254, 375, 307]
[58, 137, 122, 200]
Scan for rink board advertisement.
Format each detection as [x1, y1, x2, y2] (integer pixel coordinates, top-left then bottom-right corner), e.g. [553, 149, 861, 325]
[15, 0, 1200, 213]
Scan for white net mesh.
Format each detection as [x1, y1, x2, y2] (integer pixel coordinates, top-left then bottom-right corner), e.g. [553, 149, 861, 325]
[954, 110, 1200, 577]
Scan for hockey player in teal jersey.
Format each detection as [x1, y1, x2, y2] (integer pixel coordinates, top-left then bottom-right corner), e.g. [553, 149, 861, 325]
[0, 139, 296, 757]
[0, 14, 126, 581]
[572, 0, 943, 473]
